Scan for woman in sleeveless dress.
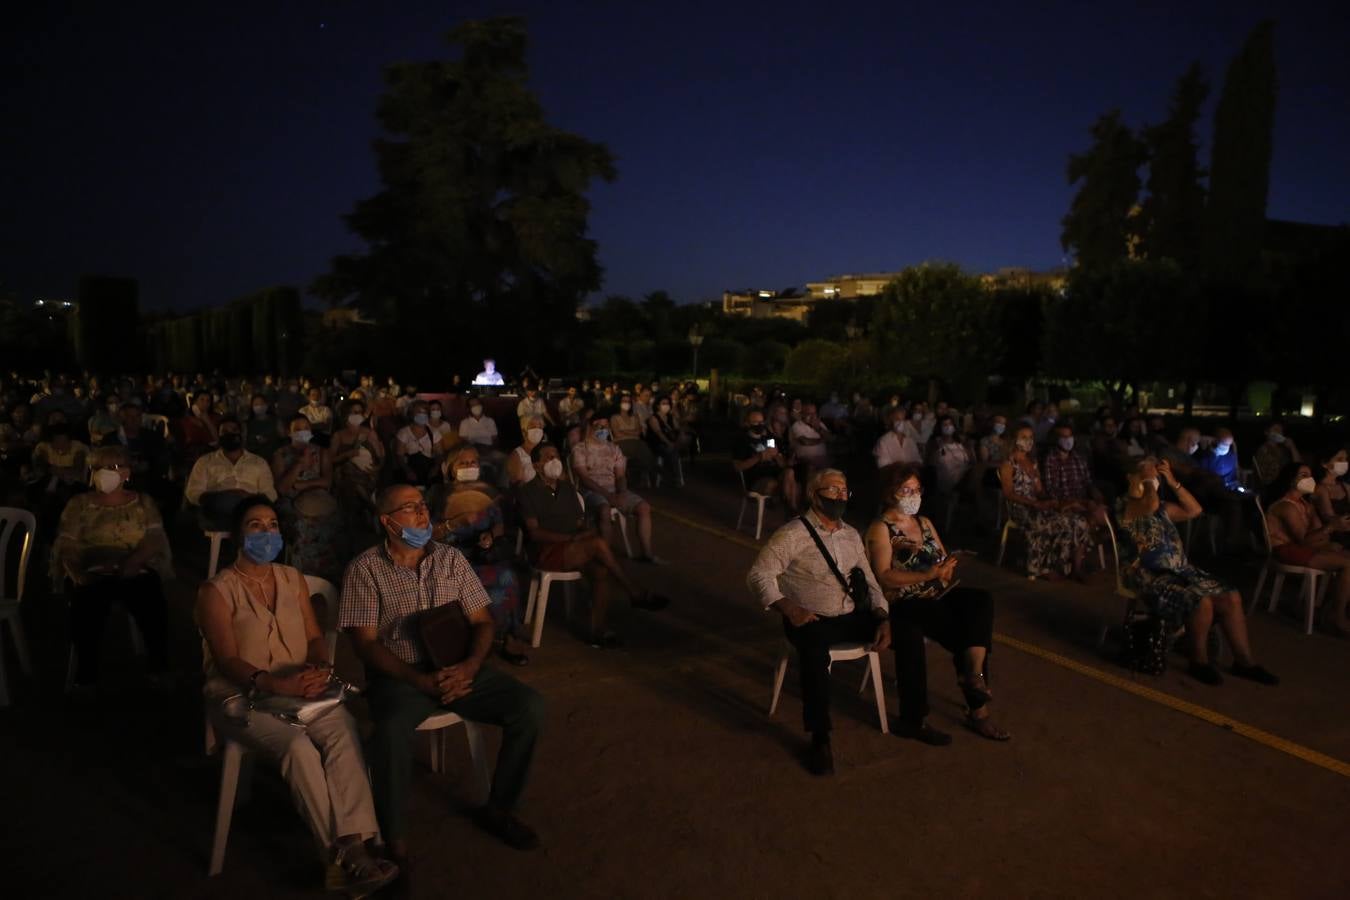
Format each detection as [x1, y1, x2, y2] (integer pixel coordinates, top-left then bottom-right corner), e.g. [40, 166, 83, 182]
[1265, 460, 1350, 636]
[999, 425, 1093, 579]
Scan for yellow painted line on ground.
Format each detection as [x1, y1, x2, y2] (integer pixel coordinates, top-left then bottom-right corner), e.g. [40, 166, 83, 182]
[653, 506, 1350, 780]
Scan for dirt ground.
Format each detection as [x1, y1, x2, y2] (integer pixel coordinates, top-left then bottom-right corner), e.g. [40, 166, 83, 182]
[3, 464, 1348, 900]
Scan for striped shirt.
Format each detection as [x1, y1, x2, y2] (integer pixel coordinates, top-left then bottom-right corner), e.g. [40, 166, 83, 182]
[338, 541, 490, 666]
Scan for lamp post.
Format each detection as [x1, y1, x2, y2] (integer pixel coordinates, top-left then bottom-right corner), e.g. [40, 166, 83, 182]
[688, 327, 705, 378]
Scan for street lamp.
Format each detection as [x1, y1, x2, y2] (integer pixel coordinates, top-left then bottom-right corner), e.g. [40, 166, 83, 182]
[688, 327, 705, 378]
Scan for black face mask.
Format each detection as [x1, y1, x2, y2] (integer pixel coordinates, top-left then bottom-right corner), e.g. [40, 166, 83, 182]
[748, 425, 767, 436]
[816, 495, 848, 520]
[219, 433, 243, 451]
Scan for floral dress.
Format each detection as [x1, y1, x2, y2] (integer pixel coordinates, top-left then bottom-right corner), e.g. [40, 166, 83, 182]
[332, 427, 382, 529]
[431, 484, 522, 638]
[882, 517, 944, 599]
[1007, 461, 1093, 577]
[1120, 506, 1230, 628]
[274, 445, 343, 583]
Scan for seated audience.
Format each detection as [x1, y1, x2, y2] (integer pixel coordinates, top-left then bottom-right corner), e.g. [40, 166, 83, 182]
[1253, 421, 1300, 486]
[507, 416, 546, 487]
[50, 445, 171, 689]
[747, 469, 889, 775]
[610, 396, 656, 483]
[245, 393, 281, 458]
[330, 398, 385, 529]
[515, 384, 552, 435]
[87, 395, 122, 446]
[927, 414, 972, 497]
[1042, 424, 1107, 526]
[426, 399, 456, 449]
[557, 386, 585, 429]
[865, 463, 1007, 744]
[272, 414, 341, 582]
[178, 390, 220, 468]
[196, 496, 398, 895]
[431, 447, 530, 664]
[339, 485, 544, 859]
[519, 444, 669, 647]
[1311, 449, 1350, 538]
[645, 394, 684, 485]
[299, 387, 333, 434]
[790, 404, 831, 474]
[459, 398, 500, 451]
[999, 425, 1094, 579]
[1120, 458, 1278, 684]
[733, 409, 799, 510]
[32, 423, 89, 494]
[184, 416, 277, 529]
[570, 413, 663, 563]
[1194, 427, 1241, 490]
[1265, 461, 1350, 636]
[394, 400, 440, 487]
[874, 408, 923, 468]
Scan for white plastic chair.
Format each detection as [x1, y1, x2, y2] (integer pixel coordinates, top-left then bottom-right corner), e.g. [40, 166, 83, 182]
[204, 530, 230, 579]
[735, 467, 770, 541]
[1252, 497, 1333, 634]
[994, 495, 1022, 572]
[304, 575, 341, 668]
[1099, 517, 1138, 648]
[415, 710, 491, 799]
[608, 506, 633, 558]
[768, 640, 888, 735]
[523, 570, 584, 648]
[0, 508, 36, 707]
[208, 619, 342, 876]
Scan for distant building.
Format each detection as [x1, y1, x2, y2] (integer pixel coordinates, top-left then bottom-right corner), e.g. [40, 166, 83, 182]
[723, 267, 1068, 320]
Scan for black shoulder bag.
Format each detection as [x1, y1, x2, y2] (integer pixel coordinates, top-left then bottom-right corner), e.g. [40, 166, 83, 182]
[798, 515, 872, 613]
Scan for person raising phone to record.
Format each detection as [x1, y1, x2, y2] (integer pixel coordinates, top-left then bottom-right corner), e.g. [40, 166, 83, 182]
[866, 463, 1010, 746]
[733, 408, 799, 510]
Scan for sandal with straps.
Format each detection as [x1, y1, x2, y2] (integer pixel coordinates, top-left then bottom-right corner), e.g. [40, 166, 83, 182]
[959, 674, 994, 710]
[964, 713, 1011, 742]
[327, 841, 399, 898]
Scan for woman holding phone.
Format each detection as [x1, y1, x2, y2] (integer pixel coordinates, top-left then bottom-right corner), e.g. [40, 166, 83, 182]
[865, 463, 1009, 745]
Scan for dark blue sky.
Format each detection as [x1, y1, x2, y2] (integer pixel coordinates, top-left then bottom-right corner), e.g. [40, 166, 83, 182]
[4, 1, 1347, 312]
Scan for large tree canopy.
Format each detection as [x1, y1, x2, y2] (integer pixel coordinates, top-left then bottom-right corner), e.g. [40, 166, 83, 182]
[1138, 63, 1208, 268]
[313, 18, 616, 378]
[1061, 111, 1147, 273]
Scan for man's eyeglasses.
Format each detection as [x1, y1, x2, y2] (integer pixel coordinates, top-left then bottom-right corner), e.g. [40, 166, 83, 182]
[388, 501, 429, 516]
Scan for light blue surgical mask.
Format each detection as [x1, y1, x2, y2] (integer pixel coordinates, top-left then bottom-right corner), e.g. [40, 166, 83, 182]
[413, 413, 429, 426]
[1215, 442, 1231, 456]
[242, 531, 284, 564]
[399, 525, 433, 549]
[593, 428, 610, 442]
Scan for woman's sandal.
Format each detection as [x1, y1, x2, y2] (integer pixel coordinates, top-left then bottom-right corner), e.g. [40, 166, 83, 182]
[959, 675, 994, 709]
[329, 841, 399, 898]
[965, 713, 1011, 742]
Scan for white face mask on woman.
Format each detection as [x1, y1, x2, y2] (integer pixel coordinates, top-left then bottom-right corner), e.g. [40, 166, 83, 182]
[541, 458, 564, 480]
[455, 466, 481, 483]
[1333, 461, 1349, 477]
[1296, 477, 1316, 495]
[347, 414, 365, 428]
[526, 427, 544, 444]
[897, 494, 922, 516]
[92, 469, 122, 494]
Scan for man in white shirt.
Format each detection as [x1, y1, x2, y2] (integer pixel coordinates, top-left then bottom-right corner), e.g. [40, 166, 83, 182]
[515, 385, 552, 434]
[747, 469, 888, 775]
[874, 408, 923, 468]
[557, 386, 585, 428]
[185, 416, 277, 528]
[789, 404, 830, 470]
[472, 359, 505, 387]
[458, 400, 499, 449]
[299, 388, 333, 434]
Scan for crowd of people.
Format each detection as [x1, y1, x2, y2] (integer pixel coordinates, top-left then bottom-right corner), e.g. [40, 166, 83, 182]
[4, 369, 1344, 889]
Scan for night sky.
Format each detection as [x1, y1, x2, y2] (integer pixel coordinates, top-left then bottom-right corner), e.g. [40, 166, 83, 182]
[4, 1, 1347, 313]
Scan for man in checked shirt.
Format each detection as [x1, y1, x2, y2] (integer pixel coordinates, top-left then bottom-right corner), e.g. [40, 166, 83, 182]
[747, 469, 889, 776]
[340, 484, 545, 868]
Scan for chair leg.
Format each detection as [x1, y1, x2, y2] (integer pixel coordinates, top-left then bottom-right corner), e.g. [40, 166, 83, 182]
[462, 721, 491, 806]
[768, 653, 789, 716]
[208, 741, 244, 876]
[207, 534, 223, 580]
[754, 498, 765, 541]
[1252, 562, 1270, 614]
[858, 661, 871, 694]
[7, 615, 32, 676]
[737, 496, 747, 532]
[867, 652, 888, 735]
[530, 579, 550, 649]
[1304, 576, 1318, 636]
[523, 576, 539, 625]
[996, 523, 1011, 568]
[1268, 573, 1286, 615]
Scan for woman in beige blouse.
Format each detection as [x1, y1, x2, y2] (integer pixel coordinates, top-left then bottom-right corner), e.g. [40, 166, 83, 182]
[196, 495, 397, 895]
[51, 444, 171, 688]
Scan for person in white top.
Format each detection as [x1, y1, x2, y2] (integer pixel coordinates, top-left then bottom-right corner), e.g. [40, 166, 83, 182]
[472, 359, 505, 387]
[507, 416, 546, 486]
[299, 388, 333, 434]
[185, 416, 278, 527]
[874, 408, 923, 468]
[459, 399, 499, 449]
[426, 399, 454, 445]
[515, 385, 552, 434]
[557, 386, 585, 427]
[394, 400, 439, 486]
[928, 415, 972, 492]
[789, 403, 830, 470]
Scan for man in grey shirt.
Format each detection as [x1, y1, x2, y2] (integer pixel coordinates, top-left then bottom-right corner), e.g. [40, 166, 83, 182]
[747, 468, 889, 775]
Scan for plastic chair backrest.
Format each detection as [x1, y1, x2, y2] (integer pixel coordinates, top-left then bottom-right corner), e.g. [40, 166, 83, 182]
[0, 507, 36, 603]
[303, 574, 340, 664]
[1101, 515, 1131, 597]
[736, 465, 748, 493]
[1254, 496, 1274, 556]
[141, 413, 168, 437]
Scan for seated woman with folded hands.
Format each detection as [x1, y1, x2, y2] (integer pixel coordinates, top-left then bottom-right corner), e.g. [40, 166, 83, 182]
[196, 494, 398, 896]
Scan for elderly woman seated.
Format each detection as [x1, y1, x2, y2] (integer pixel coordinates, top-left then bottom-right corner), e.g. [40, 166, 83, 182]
[50, 445, 171, 690]
[865, 463, 1008, 744]
[196, 495, 398, 895]
[429, 446, 530, 664]
[1120, 458, 1277, 685]
[998, 425, 1094, 580]
[1265, 460, 1350, 637]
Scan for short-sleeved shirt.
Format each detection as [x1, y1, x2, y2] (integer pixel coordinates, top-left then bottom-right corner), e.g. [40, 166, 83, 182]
[571, 439, 625, 493]
[732, 429, 780, 484]
[519, 476, 586, 538]
[396, 425, 437, 459]
[338, 542, 490, 667]
[459, 415, 498, 446]
[1043, 449, 1092, 501]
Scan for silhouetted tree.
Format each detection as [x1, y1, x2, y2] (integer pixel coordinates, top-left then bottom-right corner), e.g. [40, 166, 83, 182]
[1139, 63, 1208, 268]
[1062, 111, 1147, 272]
